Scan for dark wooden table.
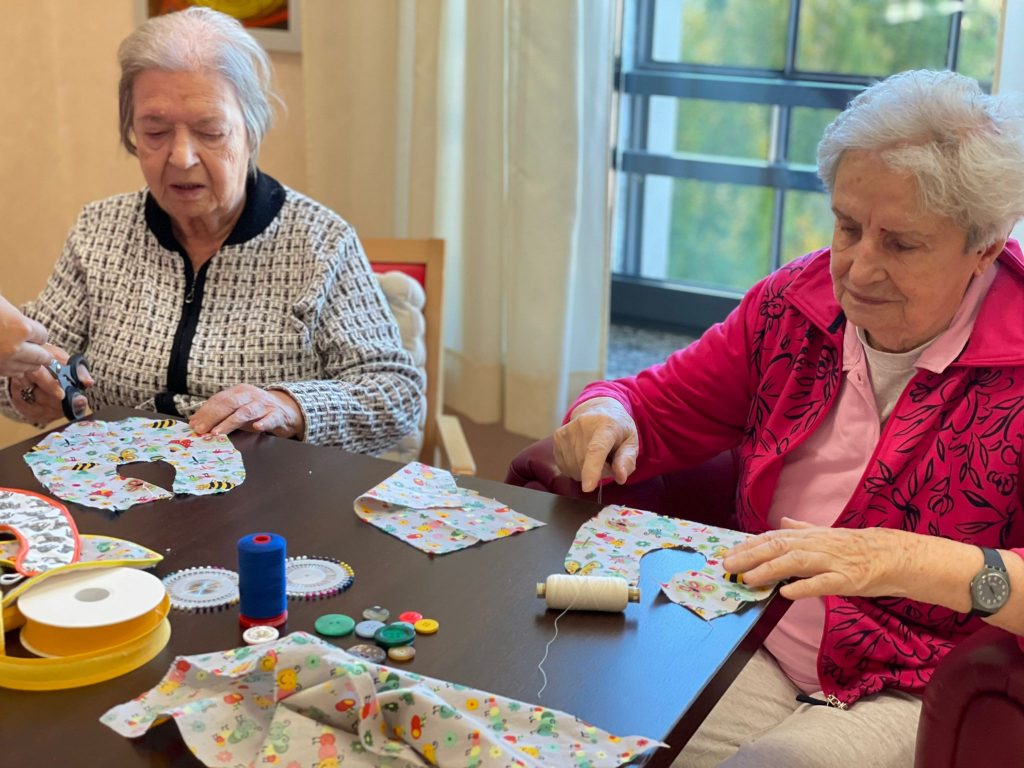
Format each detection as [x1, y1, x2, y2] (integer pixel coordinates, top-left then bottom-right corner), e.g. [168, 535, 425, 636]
[0, 408, 786, 766]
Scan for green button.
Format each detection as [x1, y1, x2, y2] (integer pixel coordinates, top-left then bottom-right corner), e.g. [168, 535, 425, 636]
[314, 613, 355, 637]
[374, 622, 416, 648]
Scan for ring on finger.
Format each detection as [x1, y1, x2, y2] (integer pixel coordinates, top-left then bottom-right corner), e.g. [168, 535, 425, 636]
[20, 384, 37, 404]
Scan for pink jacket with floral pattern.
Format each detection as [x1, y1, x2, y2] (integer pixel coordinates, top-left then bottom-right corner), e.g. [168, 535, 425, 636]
[576, 243, 1024, 705]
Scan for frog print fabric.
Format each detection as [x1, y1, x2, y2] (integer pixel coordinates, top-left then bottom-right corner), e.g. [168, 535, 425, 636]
[565, 506, 774, 620]
[354, 462, 544, 554]
[101, 632, 664, 767]
[23, 418, 245, 511]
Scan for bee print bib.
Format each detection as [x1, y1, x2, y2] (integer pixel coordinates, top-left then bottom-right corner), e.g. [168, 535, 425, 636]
[24, 418, 245, 511]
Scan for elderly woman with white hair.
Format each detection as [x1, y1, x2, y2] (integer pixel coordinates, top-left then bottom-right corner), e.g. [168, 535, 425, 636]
[1, 7, 423, 452]
[554, 69, 1024, 766]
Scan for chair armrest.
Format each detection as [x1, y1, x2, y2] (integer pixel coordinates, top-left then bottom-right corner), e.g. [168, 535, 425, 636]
[915, 624, 1024, 768]
[437, 413, 476, 476]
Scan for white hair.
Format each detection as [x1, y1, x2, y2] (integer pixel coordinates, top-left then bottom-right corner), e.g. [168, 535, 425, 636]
[817, 69, 1024, 249]
[118, 6, 279, 174]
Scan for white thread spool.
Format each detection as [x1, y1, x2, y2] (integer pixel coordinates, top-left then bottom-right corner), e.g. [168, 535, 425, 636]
[536, 575, 641, 612]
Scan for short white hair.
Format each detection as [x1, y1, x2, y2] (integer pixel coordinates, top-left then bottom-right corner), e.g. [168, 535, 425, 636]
[817, 69, 1024, 249]
[118, 6, 278, 174]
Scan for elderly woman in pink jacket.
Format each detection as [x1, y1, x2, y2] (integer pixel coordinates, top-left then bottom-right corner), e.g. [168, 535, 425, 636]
[555, 69, 1024, 768]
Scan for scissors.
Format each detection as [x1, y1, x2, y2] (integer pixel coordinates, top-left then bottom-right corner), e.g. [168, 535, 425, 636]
[45, 354, 90, 421]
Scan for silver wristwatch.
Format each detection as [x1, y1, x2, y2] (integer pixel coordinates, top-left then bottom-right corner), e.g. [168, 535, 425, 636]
[969, 547, 1011, 617]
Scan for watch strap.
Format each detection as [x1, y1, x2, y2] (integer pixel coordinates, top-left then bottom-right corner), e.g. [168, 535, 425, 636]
[981, 546, 1006, 574]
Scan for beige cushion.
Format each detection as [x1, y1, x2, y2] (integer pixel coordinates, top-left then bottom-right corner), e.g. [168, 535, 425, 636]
[376, 271, 427, 462]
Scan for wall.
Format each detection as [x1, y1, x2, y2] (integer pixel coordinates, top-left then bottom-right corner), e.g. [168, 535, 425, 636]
[0, 0, 306, 447]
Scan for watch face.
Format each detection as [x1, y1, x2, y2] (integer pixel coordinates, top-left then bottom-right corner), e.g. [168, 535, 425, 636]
[972, 571, 1011, 611]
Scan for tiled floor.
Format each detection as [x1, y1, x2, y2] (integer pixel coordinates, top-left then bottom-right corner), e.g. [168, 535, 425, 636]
[606, 322, 695, 379]
[455, 322, 697, 482]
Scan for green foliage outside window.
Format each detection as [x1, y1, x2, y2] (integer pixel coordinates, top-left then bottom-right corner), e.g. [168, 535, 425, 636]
[651, 0, 1001, 294]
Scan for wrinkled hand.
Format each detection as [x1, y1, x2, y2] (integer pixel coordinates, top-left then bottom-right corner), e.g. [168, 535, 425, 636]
[189, 385, 305, 439]
[8, 345, 93, 424]
[553, 397, 639, 493]
[722, 517, 920, 601]
[0, 297, 51, 377]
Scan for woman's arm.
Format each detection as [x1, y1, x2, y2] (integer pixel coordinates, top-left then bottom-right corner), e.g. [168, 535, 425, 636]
[0, 235, 91, 423]
[189, 229, 425, 453]
[724, 520, 1024, 636]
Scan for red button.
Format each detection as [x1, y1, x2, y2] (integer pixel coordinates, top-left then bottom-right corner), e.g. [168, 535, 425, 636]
[398, 611, 423, 623]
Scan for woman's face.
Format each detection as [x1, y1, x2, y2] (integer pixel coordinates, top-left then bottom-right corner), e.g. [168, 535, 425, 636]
[829, 150, 1000, 352]
[131, 68, 250, 236]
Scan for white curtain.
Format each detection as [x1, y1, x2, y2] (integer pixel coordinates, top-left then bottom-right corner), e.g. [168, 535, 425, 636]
[303, 0, 616, 439]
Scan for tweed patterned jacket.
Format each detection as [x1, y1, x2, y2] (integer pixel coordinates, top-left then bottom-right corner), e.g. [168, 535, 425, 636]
[0, 172, 425, 453]
[575, 243, 1024, 706]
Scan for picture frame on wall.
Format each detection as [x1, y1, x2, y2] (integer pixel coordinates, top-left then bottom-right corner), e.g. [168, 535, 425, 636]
[135, 1, 301, 53]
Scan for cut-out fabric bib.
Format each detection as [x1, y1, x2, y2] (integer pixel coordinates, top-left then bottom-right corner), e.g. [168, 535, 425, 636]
[24, 418, 245, 511]
[565, 505, 774, 620]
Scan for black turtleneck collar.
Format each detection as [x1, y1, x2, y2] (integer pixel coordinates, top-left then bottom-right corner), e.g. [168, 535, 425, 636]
[144, 170, 286, 253]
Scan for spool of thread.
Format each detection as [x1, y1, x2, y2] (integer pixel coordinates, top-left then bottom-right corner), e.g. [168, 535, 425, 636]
[237, 533, 287, 627]
[536, 575, 640, 612]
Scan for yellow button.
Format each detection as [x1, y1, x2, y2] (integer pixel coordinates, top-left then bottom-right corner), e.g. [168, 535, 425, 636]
[413, 618, 439, 635]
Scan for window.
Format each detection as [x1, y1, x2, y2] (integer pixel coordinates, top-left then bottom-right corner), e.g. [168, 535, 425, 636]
[613, 0, 1002, 332]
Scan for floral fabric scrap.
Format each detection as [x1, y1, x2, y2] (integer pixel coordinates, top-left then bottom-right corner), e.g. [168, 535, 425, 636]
[23, 417, 245, 511]
[565, 506, 774, 620]
[101, 632, 664, 768]
[354, 461, 544, 554]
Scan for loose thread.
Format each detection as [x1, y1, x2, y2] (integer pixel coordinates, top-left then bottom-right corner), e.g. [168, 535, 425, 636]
[536, 604, 573, 699]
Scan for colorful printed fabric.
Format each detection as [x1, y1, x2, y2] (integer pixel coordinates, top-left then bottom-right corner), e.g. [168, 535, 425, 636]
[354, 462, 544, 554]
[0, 534, 161, 573]
[565, 506, 773, 620]
[101, 632, 664, 768]
[23, 418, 245, 511]
[0, 487, 79, 576]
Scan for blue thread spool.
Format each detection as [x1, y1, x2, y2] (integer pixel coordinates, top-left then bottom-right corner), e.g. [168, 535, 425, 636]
[237, 532, 288, 628]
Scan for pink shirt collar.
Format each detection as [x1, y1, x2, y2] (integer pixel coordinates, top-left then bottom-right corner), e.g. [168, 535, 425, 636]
[843, 262, 1000, 374]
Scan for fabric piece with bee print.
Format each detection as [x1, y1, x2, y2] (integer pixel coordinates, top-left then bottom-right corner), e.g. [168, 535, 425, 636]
[565, 505, 775, 620]
[354, 461, 544, 554]
[24, 417, 245, 511]
[102, 631, 666, 767]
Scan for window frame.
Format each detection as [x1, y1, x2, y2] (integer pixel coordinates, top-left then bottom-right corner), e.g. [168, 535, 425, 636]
[612, 0, 965, 332]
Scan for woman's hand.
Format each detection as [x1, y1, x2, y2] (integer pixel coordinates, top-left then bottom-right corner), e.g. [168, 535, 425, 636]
[8, 345, 93, 424]
[189, 385, 305, 439]
[0, 297, 51, 377]
[553, 396, 639, 492]
[722, 518, 926, 601]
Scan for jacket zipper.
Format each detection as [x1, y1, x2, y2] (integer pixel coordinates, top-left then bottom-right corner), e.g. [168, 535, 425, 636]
[167, 255, 209, 396]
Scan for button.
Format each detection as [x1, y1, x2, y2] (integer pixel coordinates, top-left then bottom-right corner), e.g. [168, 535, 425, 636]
[374, 622, 416, 648]
[346, 643, 387, 664]
[355, 620, 385, 639]
[243, 625, 279, 645]
[362, 605, 390, 622]
[387, 645, 416, 663]
[314, 613, 355, 637]
[398, 611, 423, 624]
[413, 618, 439, 635]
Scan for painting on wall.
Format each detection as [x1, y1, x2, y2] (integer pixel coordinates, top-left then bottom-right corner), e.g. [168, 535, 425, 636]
[136, 1, 301, 53]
